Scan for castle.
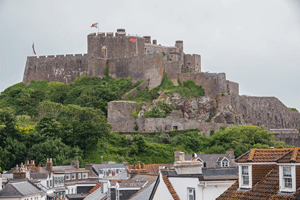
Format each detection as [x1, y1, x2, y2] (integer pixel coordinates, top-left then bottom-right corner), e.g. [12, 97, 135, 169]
[23, 29, 300, 141]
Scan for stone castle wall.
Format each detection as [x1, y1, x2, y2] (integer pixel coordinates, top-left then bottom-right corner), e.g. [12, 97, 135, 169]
[108, 53, 167, 89]
[23, 54, 90, 84]
[184, 54, 201, 73]
[232, 96, 300, 129]
[107, 101, 232, 135]
[22, 29, 300, 132]
[170, 72, 230, 99]
[87, 32, 145, 59]
[274, 133, 300, 147]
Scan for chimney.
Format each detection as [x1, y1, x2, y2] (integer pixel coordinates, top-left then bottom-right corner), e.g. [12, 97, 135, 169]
[153, 40, 157, 45]
[141, 163, 145, 169]
[123, 162, 129, 170]
[174, 150, 183, 162]
[46, 158, 53, 172]
[71, 160, 79, 169]
[137, 161, 141, 169]
[226, 149, 235, 159]
[85, 163, 93, 177]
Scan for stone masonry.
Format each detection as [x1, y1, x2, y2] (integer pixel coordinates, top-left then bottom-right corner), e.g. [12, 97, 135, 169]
[22, 28, 300, 135]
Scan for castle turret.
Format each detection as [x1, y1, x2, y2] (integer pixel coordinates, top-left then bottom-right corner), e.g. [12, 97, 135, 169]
[143, 36, 151, 44]
[175, 40, 184, 69]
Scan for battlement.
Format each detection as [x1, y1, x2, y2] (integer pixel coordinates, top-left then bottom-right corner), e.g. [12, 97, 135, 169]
[87, 30, 144, 39]
[26, 54, 88, 59]
[184, 54, 200, 57]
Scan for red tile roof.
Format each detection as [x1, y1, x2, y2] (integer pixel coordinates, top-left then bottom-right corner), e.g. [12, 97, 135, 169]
[128, 164, 173, 175]
[235, 148, 300, 163]
[162, 176, 180, 200]
[217, 165, 300, 199]
[89, 182, 101, 194]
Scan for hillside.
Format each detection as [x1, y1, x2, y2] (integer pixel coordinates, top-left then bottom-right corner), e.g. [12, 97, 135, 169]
[0, 75, 292, 170]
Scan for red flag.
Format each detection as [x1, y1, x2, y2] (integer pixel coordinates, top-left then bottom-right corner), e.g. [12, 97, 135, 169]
[91, 23, 98, 28]
[32, 43, 36, 55]
[129, 38, 136, 42]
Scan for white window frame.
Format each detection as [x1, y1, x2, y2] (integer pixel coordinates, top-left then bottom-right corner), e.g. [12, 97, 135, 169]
[78, 173, 81, 179]
[82, 172, 88, 179]
[279, 165, 296, 192]
[221, 157, 230, 167]
[187, 187, 195, 200]
[239, 165, 252, 189]
[72, 173, 76, 180]
[66, 174, 70, 180]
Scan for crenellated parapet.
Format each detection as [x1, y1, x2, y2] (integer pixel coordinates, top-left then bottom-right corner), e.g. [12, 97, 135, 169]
[23, 53, 90, 84]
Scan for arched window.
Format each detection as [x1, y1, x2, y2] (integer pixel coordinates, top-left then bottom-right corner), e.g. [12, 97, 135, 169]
[102, 46, 107, 57]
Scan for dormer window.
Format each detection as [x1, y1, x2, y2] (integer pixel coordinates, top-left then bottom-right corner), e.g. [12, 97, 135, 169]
[218, 157, 230, 167]
[221, 158, 230, 167]
[279, 165, 295, 192]
[239, 165, 252, 189]
[242, 166, 249, 185]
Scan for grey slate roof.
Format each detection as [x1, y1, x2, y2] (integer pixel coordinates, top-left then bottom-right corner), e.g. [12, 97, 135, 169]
[84, 188, 107, 200]
[0, 180, 42, 197]
[111, 171, 128, 180]
[31, 173, 48, 180]
[130, 182, 155, 200]
[185, 152, 237, 168]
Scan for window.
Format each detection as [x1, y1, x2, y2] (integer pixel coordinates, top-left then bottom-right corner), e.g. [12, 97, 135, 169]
[222, 160, 229, 167]
[50, 180, 52, 188]
[187, 188, 195, 200]
[280, 166, 295, 192]
[72, 173, 76, 180]
[283, 167, 292, 188]
[66, 174, 70, 180]
[173, 126, 178, 130]
[82, 172, 88, 179]
[78, 173, 81, 179]
[242, 166, 249, 185]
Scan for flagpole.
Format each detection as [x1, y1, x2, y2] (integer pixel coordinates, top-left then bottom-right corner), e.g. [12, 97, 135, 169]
[136, 38, 138, 56]
[98, 22, 99, 34]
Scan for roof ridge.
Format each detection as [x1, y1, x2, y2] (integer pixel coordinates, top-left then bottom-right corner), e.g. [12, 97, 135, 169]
[162, 176, 180, 200]
[10, 183, 24, 196]
[291, 148, 298, 161]
[275, 150, 293, 162]
[248, 149, 255, 161]
[235, 149, 251, 162]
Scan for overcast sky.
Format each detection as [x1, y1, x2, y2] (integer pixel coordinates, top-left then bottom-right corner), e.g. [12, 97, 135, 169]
[0, 0, 299, 110]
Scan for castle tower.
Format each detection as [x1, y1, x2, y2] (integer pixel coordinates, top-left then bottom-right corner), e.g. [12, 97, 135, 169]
[143, 36, 151, 44]
[175, 40, 184, 69]
[87, 29, 145, 59]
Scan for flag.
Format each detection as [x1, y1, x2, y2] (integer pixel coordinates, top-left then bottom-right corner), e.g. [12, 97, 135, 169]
[91, 23, 98, 28]
[129, 38, 136, 42]
[32, 43, 36, 55]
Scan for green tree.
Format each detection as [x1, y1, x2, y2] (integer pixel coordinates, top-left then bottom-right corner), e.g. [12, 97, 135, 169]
[26, 138, 83, 166]
[57, 105, 110, 151]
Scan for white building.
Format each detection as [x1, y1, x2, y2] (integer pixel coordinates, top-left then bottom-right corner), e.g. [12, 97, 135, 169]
[150, 150, 238, 200]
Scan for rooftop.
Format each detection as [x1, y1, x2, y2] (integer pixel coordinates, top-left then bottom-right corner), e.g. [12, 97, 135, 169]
[0, 180, 43, 197]
[235, 148, 300, 163]
[217, 166, 300, 200]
